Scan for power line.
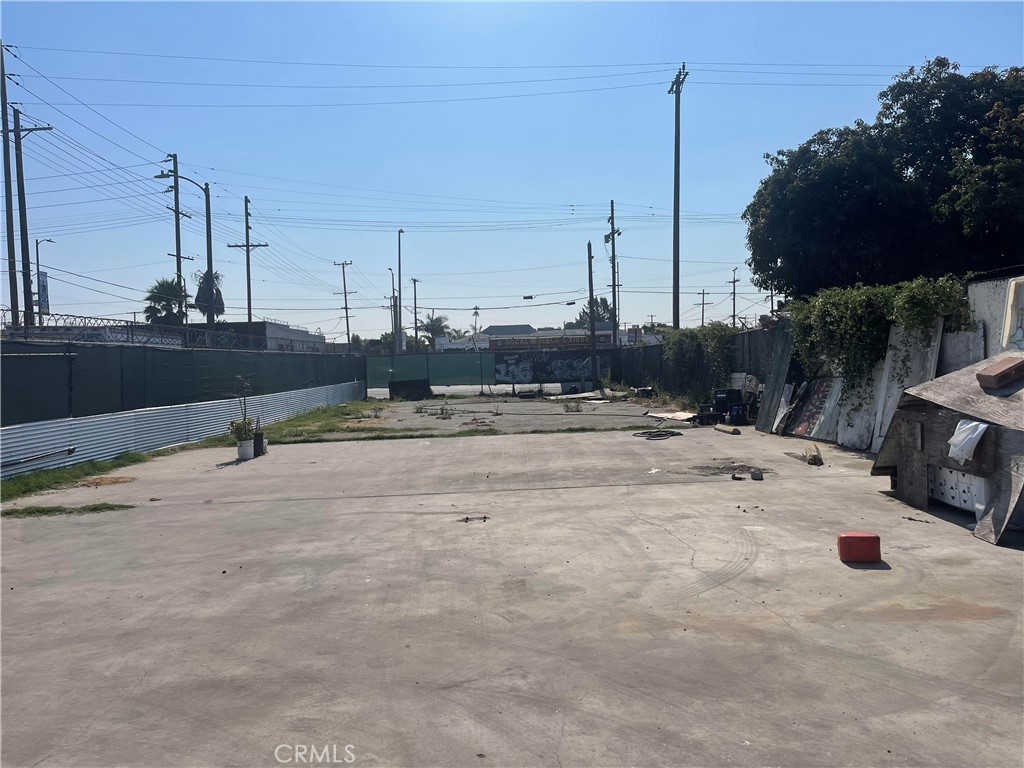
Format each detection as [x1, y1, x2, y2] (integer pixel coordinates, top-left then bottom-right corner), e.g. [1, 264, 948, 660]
[16, 68, 676, 90]
[5, 48, 166, 157]
[10, 45, 681, 69]
[20, 80, 669, 108]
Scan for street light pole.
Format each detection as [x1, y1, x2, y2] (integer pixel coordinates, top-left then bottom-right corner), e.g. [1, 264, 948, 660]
[34, 237, 53, 315]
[155, 170, 215, 333]
[397, 228, 404, 352]
[411, 277, 420, 351]
[34, 238, 53, 286]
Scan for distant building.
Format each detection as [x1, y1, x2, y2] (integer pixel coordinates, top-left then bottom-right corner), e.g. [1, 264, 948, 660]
[217, 321, 326, 352]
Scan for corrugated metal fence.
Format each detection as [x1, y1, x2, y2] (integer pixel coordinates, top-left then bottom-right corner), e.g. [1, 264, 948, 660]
[0, 381, 365, 479]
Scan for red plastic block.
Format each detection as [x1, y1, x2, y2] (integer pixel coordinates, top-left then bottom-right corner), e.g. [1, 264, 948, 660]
[837, 532, 881, 563]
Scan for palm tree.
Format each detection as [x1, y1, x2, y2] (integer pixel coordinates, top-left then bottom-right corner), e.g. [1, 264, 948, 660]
[446, 327, 466, 341]
[418, 313, 451, 351]
[193, 270, 226, 320]
[143, 277, 188, 326]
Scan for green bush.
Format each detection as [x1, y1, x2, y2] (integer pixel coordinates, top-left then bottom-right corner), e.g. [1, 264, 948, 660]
[789, 275, 972, 383]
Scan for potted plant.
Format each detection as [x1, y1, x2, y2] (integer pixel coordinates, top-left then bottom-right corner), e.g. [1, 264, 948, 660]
[230, 417, 256, 460]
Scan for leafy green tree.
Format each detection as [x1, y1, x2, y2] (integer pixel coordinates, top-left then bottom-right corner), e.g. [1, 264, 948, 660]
[193, 269, 226, 320]
[662, 321, 739, 402]
[940, 101, 1024, 253]
[143, 278, 187, 326]
[348, 333, 364, 353]
[564, 297, 615, 329]
[744, 58, 1023, 297]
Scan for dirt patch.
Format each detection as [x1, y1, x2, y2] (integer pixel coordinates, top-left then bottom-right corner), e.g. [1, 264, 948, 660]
[689, 462, 772, 477]
[342, 418, 387, 429]
[74, 476, 136, 488]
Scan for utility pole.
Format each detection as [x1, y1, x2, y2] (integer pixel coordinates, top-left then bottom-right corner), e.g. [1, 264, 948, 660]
[397, 228, 404, 352]
[729, 267, 740, 329]
[161, 153, 192, 317]
[411, 277, 420, 351]
[387, 267, 397, 354]
[648, 314, 656, 330]
[694, 289, 711, 327]
[605, 199, 621, 346]
[668, 64, 688, 329]
[587, 241, 599, 393]
[13, 107, 51, 328]
[333, 260, 353, 348]
[2, 42, 20, 323]
[227, 196, 268, 342]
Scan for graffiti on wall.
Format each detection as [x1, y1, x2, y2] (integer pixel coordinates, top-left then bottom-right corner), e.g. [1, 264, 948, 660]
[495, 352, 609, 384]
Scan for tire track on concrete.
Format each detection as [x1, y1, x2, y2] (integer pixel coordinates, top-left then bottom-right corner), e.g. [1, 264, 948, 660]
[619, 499, 759, 601]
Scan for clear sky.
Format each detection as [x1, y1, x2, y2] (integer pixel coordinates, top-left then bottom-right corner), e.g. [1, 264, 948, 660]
[2, 1, 1022, 342]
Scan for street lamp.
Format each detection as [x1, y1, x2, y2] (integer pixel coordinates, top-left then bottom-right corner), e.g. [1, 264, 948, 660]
[397, 228, 404, 353]
[34, 238, 54, 315]
[387, 266, 397, 354]
[155, 170, 214, 333]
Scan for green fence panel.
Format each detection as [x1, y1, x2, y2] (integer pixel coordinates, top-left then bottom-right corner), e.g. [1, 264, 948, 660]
[120, 346, 147, 411]
[1, 353, 72, 425]
[70, 345, 123, 417]
[145, 347, 195, 407]
[391, 354, 430, 382]
[366, 356, 394, 388]
[427, 352, 494, 386]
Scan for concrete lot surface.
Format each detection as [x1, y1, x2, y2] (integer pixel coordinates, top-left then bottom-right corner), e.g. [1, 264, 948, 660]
[3, 430, 1022, 767]
[369, 396, 658, 436]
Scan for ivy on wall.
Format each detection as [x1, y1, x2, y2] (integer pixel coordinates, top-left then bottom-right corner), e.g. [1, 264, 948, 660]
[787, 275, 972, 383]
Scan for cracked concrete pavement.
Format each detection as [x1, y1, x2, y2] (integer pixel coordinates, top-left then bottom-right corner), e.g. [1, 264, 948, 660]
[2, 429, 1022, 767]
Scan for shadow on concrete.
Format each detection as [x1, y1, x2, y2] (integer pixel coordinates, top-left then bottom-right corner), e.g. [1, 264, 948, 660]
[997, 529, 1024, 552]
[842, 560, 892, 570]
[215, 460, 245, 469]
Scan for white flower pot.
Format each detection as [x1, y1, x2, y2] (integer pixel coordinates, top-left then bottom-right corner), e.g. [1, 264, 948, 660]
[237, 439, 255, 461]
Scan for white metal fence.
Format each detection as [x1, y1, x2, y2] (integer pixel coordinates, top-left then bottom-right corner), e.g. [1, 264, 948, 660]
[0, 381, 365, 479]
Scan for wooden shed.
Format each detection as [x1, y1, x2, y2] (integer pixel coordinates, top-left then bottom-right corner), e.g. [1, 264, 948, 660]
[872, 352, 1024, 545]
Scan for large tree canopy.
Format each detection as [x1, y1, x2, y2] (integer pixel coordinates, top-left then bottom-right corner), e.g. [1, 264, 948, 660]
[744, 58, 1023, 297]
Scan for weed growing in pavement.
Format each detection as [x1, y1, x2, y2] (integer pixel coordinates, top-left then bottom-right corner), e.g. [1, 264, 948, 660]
[2, 502, 135, 518]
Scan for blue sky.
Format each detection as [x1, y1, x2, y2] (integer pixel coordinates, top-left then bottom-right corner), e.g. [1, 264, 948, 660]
[2, 1, 1022, 341]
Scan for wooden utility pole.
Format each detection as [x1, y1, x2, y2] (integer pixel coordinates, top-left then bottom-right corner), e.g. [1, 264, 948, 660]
[333, 260, 353, 348]
[12, 107, 51, 328]
[668, 64, 688, 329]
[606, 199, 621, 347]
[587, 241, 599, 393]
[729, 268, 740, 328]
[227, 195, 268, 341]
[2, 42, 20, 322]
[694, 289, 711, 326]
